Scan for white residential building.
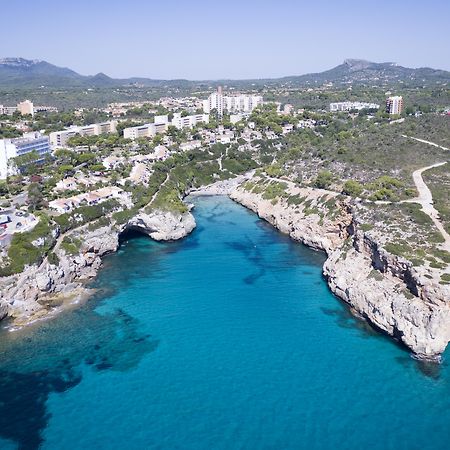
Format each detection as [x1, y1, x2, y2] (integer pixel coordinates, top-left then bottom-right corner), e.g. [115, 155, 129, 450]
[49, 121, 118, 147]
[49, 186, 125, 213]
[0, 105, 18, 115]
[180, 141, 202, 151]
[123, 124, 157, 140]
[123, 116, 169, 140]
[0, 100, 56, 116]
[203, 87, 263, 116]
[171, 113, 209, 130]
[0, 132, 51, 179]
[386, 96, 403, 115]
[330, 101, 380, 112]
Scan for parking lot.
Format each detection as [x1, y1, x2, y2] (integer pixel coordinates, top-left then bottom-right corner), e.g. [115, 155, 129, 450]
[0, 208, 39, 235]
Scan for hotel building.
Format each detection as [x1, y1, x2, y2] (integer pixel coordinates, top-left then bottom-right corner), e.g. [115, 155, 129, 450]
[49, 121, 118, 147]
[330, 101, 380, 112]
[203, 88, 263, 116]
[0, 132, 51, 179]
[123, 116, 169, 140]
[171, 113, 209, 130]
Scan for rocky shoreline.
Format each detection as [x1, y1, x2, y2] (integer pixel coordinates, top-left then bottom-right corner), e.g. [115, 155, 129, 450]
[230, 180, 450, 361]
[0, 209, 196, 328]
[2, 174, 450, 361]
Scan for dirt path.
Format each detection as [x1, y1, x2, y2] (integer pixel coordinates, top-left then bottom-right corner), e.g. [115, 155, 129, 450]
[148, 172, 170, 205]
[402, 135, 449, 151]
[405, 162, 450, 251]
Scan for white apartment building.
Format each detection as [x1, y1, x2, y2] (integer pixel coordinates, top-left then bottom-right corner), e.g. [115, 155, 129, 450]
[230, 113, 251, 124]
[123, 115, 169, 140]
[0, 132, 51, 179]
[49, 121, 118, 147]
[124, 124, 157, 140]
[0, 100, 57, 117]
[330, 101, 380, 112]
[0, 105, 18, 115]
[203, 87, 263, 116]
[386, 96, 403, 115]
[171, 113, 209, 130]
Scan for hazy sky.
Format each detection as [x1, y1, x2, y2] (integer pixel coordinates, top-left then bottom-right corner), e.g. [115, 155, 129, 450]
[1, 0, 449, 79]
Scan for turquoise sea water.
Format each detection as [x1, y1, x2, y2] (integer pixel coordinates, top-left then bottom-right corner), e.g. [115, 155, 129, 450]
[1, 196, 450, 450]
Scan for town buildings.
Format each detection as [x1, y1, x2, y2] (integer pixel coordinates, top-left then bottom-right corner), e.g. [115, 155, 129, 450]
[386, 96, 403, 115]
[171, 113, 209, 130]
[49, 186, 126, 213]
[330, 101, 380, 112]
[49, 121, 118, 147]
[0, 132, 51, 179]
[123, 116, 169, 140]
[0, 100, 57, 117]
[123, 113, 209, 139]
[17, 100, 34, 116]
[203, 88, 263, 116]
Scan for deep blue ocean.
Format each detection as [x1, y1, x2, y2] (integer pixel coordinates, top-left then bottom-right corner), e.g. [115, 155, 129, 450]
[1, 196, 450, 450]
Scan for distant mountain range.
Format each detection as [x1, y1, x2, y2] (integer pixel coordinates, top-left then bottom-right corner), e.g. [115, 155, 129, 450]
[0, 57, 449, 89]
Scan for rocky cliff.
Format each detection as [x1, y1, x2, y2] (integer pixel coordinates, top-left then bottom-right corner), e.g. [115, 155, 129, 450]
[0, 209, 195, 326]
[231, 180, 450, 361]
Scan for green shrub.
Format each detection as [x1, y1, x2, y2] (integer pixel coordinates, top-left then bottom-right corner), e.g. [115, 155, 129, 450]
[61, 236, 82, 255]
[314, 171, 334, 189]
[342, 180, 363, 197]
[47, 251, 60, 266]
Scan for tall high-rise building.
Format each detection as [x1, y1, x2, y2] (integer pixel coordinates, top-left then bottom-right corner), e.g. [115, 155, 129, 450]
[386, 96, 403, 115]
[203, 88, 263, 116]
[203, 87, 224, 117]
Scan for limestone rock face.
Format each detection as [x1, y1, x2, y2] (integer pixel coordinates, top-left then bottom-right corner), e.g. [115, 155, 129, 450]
[190, 172, 254, 196]
[35, 272, 52, 292]
[230, 185, 350, 253]
[323, 232, 450, 360]
[125, 210, 196, 241]
[0, 209, 196, 324]
[231, 182, 450, 360]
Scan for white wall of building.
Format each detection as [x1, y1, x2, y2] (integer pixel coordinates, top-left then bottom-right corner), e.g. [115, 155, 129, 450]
[49, 121, 118, 147]
[171, 113, 209, 130]
[0, 133, 50, 179]
[203, 89, 263, 116]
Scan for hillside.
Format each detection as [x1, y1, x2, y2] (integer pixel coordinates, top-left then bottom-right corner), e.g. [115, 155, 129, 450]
[277, 59, 450, 87]
[0, 57, 449, 89]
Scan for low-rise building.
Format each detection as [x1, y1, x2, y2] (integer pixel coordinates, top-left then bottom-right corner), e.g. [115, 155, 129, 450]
[282, 124, 294, 134]
[17, 100, 34, 116]
[49, 186, 125, 213]
[297, 119, 316, 129]
[330, 101, 380, 112]
[230, 113, 250, 124]
[179, 141, 202, 152]
[49, 121, 118, 147]
[123, 116, 169, 140]
[171, 113, 209, 130]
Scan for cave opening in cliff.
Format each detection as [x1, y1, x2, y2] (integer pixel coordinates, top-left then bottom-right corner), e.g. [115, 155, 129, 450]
[118, 227, 151, 245]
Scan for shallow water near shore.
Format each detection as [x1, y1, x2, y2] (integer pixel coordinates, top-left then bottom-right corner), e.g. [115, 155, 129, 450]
[1, 195, 450, 450]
